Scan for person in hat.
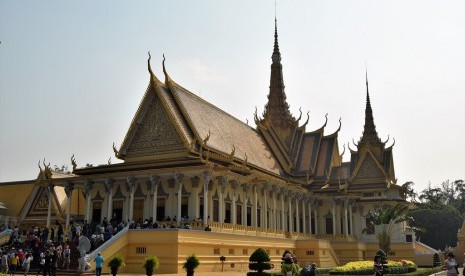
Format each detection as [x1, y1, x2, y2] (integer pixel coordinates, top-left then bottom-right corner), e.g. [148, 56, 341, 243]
[444, 252, 458, 276]
[94, 252, 104, 276]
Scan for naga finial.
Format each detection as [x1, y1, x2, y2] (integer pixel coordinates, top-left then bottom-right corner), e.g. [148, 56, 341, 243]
[296, 107, 302, 123]
[336, 117, 342, 132]
[340, 144, 346, 157]
[71, 154, 77, 171]
[229, 145, 235, 159]
[323, 113, 328, 127]
[302, 111, 310, 127]
[108, 157, 112, 165]
[383, 135, 390, 145]
[352, 138, 359, 147]
[112, 142, 119, 157]
[202, 130, 210, 145]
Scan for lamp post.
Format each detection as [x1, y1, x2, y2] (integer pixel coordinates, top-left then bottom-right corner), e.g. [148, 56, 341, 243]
[219, 255, 226, 272]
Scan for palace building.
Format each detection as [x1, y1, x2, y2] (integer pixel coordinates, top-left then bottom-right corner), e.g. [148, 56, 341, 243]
[0, 20, 432, 274]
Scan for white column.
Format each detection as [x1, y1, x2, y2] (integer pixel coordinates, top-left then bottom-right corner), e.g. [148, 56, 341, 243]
[64, 182, 74, 229]
[104, 179, 114, 221]
[202, 171, 212, 226]
[349, 202, 354, 235]
[150, 175, 160, 222]
[263, 184, 268, 229]
[231, 180, 238, 225]
[218, 176, 228, 224]
[332, 198, 336, 236]
[46, 183, 55, 228]
[344, 199, 349, 237]
[288, 191, 293, 233]
[272, 186, 277, 232]
[280, 188, 286, 231]
[307, 199, 312, 235]
[126, 177, 136, 222]
[302, 196, 306, 234]
[175, 172, 184, 226]
[253, 185, 258, 227]
[84, 180, 94, 223]
[296, 193, 300, 233]
[313, 207, 318, 235]
[242, 184, 251, 226]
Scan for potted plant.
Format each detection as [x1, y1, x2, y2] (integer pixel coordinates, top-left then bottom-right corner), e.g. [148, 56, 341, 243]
[143, 256, 160, 276]
[183, 254, 200, 276]
[107, 255, 125, 276]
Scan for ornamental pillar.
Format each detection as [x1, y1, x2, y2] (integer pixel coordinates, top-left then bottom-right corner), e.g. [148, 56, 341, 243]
[349, 200, 354, 235]
[288, 191, 294, 233]
[263, 184, 268, 229]
[344, 199, 349, 236]
[149, 175, 160, 222]
[218, 176, 228, 224]
[295, 193, 301, 233]
[46, 183, 55, 228]
[64, 181, 74, 229]
[84, 180, 94, 223]
[126, 177, 136, 222]
[272, 185, 278, 232]
[202, 171, 212, 226]
[252, 184, 258, 227]
[313, 204, 318, 235]
[242, 184, 251, 226]
[308, 198, 312, 235]
[331, 198, 336, 236]
[302, 195, 306, 234]
[230, 180, 239, 225]
[104, 178, 114, 222]
[280, 188, 286, 231]
[174, 172, 184, 226]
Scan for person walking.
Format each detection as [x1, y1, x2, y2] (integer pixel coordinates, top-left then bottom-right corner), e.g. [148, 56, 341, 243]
[35, 251, 45, 276]
[61, 245, 70, 270]
[93, 252, 104, 276]
[444, 252, 458, 276]
[9, 253, 19, 276]
[22, 253, 33, 276]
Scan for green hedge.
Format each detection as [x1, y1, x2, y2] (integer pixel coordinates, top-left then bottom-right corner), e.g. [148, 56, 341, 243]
[247, 272, 283, 276]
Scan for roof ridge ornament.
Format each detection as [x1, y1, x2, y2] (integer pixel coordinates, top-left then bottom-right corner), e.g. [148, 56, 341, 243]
[147, 51, 162, 85]
[162, 54, 172, 84]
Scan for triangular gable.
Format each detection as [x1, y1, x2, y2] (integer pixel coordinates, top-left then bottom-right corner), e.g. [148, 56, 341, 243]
[19, 185, 65, 225]
[120, 83, 189, 161]
[351, 150, 388, 181]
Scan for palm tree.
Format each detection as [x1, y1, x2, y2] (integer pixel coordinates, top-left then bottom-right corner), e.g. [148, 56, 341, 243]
[366, 203, 414, 254]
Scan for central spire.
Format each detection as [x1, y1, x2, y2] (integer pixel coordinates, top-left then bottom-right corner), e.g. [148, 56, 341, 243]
[360, 70, 382, 145]
[263, 17, 294, 125]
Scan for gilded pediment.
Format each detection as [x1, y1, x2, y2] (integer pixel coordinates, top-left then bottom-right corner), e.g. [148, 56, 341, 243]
[353, 153, 385, 180]
[125, 89, 186, 159]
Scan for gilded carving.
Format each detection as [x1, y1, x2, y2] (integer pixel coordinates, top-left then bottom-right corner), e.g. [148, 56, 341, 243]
[126, 96, 184, 157]
[356, 155, 384, 179]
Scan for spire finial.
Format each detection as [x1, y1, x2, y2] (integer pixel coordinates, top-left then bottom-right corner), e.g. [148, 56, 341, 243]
[272, 9, 281, 63]
[359, 68, 382, 145]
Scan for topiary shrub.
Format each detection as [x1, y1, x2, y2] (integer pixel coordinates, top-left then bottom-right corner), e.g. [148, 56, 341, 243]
[249, 248, 272, 273]
[375, 249, 388, 264]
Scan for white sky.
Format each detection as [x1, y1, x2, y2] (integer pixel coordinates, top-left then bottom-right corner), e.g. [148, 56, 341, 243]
[0, 1, 464, 193]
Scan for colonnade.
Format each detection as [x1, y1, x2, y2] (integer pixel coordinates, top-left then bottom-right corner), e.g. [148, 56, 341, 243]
[46, 170, 357, 238]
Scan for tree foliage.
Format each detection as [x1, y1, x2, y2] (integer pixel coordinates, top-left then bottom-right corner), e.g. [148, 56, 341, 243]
[405, 179, 464, 250]
[366, 203, 414, 254]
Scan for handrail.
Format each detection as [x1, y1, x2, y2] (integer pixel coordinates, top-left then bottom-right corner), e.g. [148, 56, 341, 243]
[86, 225, 129, 260]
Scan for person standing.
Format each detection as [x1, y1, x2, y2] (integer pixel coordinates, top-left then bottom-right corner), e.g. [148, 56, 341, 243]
[36, 251, 45, 276]
[1, 252, 9, 274]
[62, 245, 70, 270]
[9, 253, 19, 276]
[22, 253, 33, 276]
[94, 252, 104, 276]
[444, 252, 458, 276]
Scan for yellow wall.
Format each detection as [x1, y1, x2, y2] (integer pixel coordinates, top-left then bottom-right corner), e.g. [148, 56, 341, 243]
[88, 229, 415, 275]
[0, 181, 35, 219]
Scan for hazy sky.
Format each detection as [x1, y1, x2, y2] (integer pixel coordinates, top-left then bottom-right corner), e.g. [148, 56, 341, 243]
[1, 1, 464, 193]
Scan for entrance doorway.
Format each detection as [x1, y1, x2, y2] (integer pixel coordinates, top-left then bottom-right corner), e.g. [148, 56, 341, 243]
[113, 200, 123, 222]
